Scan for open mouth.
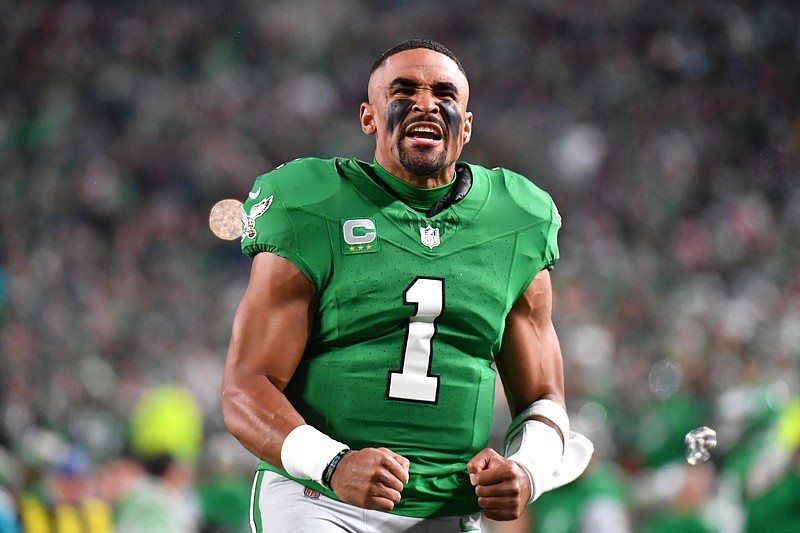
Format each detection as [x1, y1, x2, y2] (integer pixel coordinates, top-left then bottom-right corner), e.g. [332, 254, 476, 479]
[405, 122, 444, 143]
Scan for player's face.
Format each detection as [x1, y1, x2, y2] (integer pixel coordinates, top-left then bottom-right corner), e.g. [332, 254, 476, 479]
[361, 48, 473, 186]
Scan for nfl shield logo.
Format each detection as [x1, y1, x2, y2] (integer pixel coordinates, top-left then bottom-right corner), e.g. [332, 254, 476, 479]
[420, 225, 440, 249]
[303, 487, 321, 499]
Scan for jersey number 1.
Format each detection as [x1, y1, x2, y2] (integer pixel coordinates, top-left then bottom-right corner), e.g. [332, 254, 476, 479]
[387, 277, 443, 404]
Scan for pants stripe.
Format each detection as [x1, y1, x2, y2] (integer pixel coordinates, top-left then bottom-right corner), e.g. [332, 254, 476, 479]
[249, 470, 265, 533]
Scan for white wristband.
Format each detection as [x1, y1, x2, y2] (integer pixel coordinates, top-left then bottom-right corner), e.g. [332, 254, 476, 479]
[505, 419, 564, 503]
[280, 425, 348, 484]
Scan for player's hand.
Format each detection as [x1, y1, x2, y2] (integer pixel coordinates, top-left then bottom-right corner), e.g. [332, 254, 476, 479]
[467, 448, 531, 521]
[329, 447, 410, 511]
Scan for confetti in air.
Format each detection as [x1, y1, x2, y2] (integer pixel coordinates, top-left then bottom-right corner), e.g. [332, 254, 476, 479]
[685, 426, 717, 465]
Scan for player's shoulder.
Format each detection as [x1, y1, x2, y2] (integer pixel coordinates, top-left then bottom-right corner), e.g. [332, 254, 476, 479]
[257, 157, 340, 186]
[248, 157, 345, 206]
[468, 163, 558, 220]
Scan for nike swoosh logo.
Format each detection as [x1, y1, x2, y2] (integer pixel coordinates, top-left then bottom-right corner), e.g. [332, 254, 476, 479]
[249, 187, 261, 200]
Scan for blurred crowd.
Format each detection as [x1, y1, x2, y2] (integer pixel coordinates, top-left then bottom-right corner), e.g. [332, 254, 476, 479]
[1, 0, 799, 531]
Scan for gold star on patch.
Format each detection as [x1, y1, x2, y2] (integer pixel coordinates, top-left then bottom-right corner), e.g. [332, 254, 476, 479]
[357, 245, 364, 251]
[349, 246, 356, 252]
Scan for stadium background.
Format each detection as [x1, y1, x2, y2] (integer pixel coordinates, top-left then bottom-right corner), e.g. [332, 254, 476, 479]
[1, 0, 799, 531]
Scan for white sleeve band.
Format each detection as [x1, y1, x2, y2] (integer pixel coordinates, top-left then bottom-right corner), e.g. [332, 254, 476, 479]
[505, 419, 564, 503]
[280, 425, 348, 484]
[505, 399, 570, 449]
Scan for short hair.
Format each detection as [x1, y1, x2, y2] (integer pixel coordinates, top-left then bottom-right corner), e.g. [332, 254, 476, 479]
[370, 39, 467, 78]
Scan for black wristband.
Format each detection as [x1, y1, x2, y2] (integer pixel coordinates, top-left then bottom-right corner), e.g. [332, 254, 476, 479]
[321, 449, 351, 489]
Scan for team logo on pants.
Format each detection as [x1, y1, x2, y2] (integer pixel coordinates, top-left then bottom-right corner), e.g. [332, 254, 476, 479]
[302, 487, 321, 499]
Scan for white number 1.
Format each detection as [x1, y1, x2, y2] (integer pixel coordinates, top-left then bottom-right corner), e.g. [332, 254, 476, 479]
[387, 277, 444, 403]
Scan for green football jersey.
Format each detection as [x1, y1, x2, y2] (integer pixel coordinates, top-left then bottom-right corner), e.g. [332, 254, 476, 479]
[240, 157, 560, 517]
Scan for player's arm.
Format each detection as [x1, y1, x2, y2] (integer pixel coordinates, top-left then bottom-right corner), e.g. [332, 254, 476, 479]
[220, 252, 408, 511]
[467, 268, 566, 521]
[221, 252, 313, 465]
[496, 268, 566, 434]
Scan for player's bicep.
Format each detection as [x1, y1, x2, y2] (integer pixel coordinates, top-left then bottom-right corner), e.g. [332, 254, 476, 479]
[224, 252, 316, 390]
[496, 269, 565, 418]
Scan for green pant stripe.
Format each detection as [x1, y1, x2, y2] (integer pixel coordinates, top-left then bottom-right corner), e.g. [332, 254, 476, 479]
[250, 470, 265, 533]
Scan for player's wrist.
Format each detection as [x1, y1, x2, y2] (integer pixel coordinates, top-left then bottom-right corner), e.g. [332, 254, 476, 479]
[507, 452, 544, 503]
[321, 448, 353, 490]
[503, 400, 569, 504]
[280, 424, 349, 484]
[506, 420, 562, 503]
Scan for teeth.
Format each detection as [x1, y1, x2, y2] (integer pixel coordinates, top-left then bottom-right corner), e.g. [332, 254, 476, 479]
[408, 125, 441, 137]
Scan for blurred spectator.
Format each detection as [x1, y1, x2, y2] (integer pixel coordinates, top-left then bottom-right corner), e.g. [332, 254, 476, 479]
[16, 430, 112, 533]
[0, 442, 22, 533]
[114, 385, 203, 533]
[636, 462, 717, 533]
[194, 432, 256, 533]
[742, 396, 800, 533]
[529, 459, 632, 533]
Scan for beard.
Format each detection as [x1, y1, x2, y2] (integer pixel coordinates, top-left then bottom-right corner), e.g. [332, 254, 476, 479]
[397, 141, 449, 178]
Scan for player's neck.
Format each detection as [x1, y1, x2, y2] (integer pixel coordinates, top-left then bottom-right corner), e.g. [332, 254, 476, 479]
[375, 157, 455, 189]
[372, 161, 454, 212]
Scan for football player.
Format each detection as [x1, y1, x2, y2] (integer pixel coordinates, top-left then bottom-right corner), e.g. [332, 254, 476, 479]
[222, 39, 591, 533]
